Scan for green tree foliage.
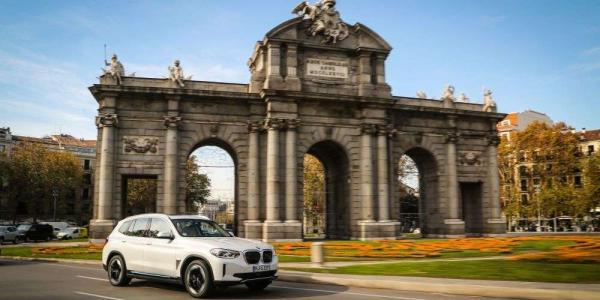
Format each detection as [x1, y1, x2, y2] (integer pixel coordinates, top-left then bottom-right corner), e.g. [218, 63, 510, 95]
[5, 142, 82, 221]
[126, 178, 157, 215]
[498, 122, 583, 220]
[581, 153, 600, 215]
[185, 156, 211, 212]
[303, 154, 325, 223]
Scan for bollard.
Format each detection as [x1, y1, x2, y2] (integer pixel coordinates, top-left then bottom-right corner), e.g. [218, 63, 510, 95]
[311, 242, 324, 268]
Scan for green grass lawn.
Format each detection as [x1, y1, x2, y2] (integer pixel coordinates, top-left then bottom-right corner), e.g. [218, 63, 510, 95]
[0, 247, 101, 260]
[285, 259, 600, 283]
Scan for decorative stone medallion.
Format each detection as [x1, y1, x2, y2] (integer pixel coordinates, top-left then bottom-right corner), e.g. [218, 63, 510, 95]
[123, 136, 159, 154]
[459, 151, 482, 166]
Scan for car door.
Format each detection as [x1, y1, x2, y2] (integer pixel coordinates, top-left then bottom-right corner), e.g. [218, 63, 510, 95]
[144, 218, 178, 277]
[122, 218, 150, 273]
[6, 227, 18, 241]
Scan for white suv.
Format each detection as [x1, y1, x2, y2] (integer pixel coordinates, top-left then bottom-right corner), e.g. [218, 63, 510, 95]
[102, 214, 278, 298]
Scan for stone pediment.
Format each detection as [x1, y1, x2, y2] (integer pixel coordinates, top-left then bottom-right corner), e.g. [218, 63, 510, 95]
[263, 17, 392, 53]
[249, 17, 393, 98]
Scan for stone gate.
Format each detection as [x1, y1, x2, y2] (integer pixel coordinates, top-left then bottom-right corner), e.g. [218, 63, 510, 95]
[89, 1, 506, 240]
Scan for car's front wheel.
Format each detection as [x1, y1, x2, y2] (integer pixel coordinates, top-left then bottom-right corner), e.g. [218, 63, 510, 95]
[184, 260, 214, 298]
[245, 280, 272, 291]
[107, 255, 131, 286]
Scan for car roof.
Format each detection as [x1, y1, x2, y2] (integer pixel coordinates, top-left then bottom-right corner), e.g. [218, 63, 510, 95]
[120, 213, 211, 222]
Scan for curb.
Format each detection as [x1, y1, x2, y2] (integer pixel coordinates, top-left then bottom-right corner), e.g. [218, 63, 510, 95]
[0, 256, 101, 266]
[277, 271, 600, 300]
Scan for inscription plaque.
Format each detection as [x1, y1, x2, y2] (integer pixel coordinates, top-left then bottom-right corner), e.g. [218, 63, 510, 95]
[306, 58, 348, 79]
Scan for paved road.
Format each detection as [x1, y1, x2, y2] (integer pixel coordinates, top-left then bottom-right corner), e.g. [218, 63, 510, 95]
[0, 259, 513, 300]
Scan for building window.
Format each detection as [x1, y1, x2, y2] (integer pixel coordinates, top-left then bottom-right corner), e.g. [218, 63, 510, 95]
[519, 166, 529, 177]
[0, 145, 5, 152]
[82, 188, 89, 199]
[83, 174, 92, 185]
[520, 179, 528, 192]
[574, 176, 582, 188]
[533, 178, 541, 187]
[84, 159, 90, 170]
[588, 145, 595, 156]
[521, 194, 528, 205]
[501, 120, 511, 126]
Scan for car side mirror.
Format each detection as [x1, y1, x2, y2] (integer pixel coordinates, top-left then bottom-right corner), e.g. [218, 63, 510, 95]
[227, 230, 235, 237]
[157, 231, 174, 240]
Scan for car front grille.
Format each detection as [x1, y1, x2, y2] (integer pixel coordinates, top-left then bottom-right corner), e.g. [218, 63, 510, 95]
[233, 270, 277, 280]
[262, 250, 273, 263]
[244, 250, 260, 264]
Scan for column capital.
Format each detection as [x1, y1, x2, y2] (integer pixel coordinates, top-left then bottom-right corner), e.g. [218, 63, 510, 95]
[264, 118, 285, 130]
[285, 118, 300, 130]
[164, 116, 182, 128]
[445, 131, 459, 144]
[360, 123, 378, 135]
[487, 133, 501, 146]
[95, 113, 118, 128]
[247, 120, 263, 133]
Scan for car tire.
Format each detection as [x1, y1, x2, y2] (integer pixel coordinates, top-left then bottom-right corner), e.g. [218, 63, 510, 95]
[245, 280, 272, 291]
[107, 255, 131, 286]
[0, 237, 4, 244]
[184, 259, 214, 298]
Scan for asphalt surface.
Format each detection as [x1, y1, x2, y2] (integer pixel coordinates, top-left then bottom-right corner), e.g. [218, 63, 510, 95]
[0, 259, 514, 300]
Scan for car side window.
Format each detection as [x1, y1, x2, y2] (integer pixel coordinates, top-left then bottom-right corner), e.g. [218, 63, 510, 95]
[129, 218, 150, 237]
[119, 220, 134, 235]
[8, 227, 15, 232]
[148, 218, 172, 238]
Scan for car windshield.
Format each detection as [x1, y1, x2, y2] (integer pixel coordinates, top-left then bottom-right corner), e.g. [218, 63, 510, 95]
[171, 219, 230, 238]
[63, 228, 76, 233]
[17, 224, 31, 231]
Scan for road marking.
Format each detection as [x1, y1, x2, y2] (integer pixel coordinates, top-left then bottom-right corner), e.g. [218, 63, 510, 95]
[77, 275, 107, 281]
[271, 285, 427, 300]
[74, 291, 124, 300]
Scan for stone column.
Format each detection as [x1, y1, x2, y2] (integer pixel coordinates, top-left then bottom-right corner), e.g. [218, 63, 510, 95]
[264, 43, 283, 89]
[285, 119, 299, 222]
[163, 108, 181, 215]
[96, 113, 118, 221]
[246, 121, 261, 221]
[265, 118, 282, 222]
[445, 131, 460, 220]
[360, 124, 376, 222]
[377, 126, 390, 222]
[487, 133, 503, 221]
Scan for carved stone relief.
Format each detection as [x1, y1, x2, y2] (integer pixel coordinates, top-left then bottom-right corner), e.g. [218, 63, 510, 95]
[123, 136, 159, 154]
[458, 151, 482, 166]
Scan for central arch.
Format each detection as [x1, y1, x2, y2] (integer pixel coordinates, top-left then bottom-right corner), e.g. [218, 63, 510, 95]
[303, 140, 351, 239]
[400, 147, 439, 235]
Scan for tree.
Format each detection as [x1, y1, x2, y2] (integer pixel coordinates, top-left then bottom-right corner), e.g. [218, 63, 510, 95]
[126, 178, 157, 215]
[498, 121, 582, 224]
[303, 154, 325, 226]
[5, 142, 82, 222]
[581, 153, 600, 216]
[185, 156, 211, 213]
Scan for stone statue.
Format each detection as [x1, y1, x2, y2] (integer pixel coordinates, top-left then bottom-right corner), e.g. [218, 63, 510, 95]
[168, 60, 186, 87]
[292, 0, 349, 44]
[416, 91, 427, 99]
[103, 54, 125, 85]
[482, 89, 497, 112]
[441, 85, 456, 101]
[458, 92, 470, 103]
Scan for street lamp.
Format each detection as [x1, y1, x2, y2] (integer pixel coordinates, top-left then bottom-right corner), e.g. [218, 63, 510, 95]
[52, 189, 58, 221]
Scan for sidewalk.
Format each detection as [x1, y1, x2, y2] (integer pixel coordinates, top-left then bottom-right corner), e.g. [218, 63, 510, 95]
[279, 255, 506, 268]
[0, 241, 89, 248]
[1, 255, 598, 300]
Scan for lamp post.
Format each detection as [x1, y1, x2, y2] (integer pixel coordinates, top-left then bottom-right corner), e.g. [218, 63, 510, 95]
[52, 189, 58, 221]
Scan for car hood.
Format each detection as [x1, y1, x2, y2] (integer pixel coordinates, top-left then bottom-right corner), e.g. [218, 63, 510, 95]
[181, 237, 273, 251]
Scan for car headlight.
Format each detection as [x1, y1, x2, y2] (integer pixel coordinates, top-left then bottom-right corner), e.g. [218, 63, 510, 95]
[210, 248, 240, 259]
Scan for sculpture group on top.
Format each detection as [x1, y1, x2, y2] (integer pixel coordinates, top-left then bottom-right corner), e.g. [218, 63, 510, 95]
[100, 54, 191, 88]
[415, 85, 498, 112]
[292, 0, 350, 44]
[102, 54, 125, 85]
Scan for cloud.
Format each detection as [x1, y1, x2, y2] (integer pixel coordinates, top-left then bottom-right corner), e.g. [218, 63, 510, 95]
[582, 46, 600, 56]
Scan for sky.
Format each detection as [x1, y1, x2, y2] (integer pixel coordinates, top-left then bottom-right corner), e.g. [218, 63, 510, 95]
[1, 0, 599, 200]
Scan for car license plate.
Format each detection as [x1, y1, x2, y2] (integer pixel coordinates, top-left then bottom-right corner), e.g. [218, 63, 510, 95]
[252, 265, 270, 272]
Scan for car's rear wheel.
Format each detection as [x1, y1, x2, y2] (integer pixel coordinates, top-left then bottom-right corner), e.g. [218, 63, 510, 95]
[245, 280, 272, 291]
[184, 260, 214, 298]
[107, 255, 131, 286]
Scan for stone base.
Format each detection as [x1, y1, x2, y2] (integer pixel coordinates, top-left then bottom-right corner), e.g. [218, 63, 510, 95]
[356, 220, 402, 241]
[262, 221, 302, 242]
[244, 220, 263, 240]
[484, 218, 507, 234]
[89, 219, 117, 240]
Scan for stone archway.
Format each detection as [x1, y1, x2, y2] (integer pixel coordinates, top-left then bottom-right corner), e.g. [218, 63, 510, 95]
[186, 138, 238, 234]
[401, 147, 439, 235]
[304, 140, 351, 239]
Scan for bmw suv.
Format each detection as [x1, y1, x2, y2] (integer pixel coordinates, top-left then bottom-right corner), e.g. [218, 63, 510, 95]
[102, 214, 278, 298]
